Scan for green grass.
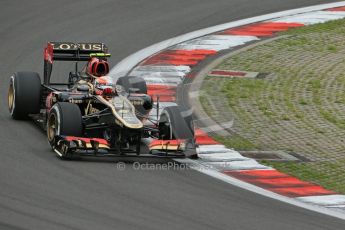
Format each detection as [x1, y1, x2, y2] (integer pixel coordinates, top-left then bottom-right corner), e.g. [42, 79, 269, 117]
[298, 99, 308, 105]
[320, 109, 345, 129]
[199, 18, 345, 194]
[327, 44, 337, 52]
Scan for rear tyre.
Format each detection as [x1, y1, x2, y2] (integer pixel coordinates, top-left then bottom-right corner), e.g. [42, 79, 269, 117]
[116, 76, 147, 94]
[8, 72, 41, 119]
[47, 102, 83, 159]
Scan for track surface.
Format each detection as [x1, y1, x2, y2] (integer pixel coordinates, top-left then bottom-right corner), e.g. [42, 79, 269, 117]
[1, 1, 344, 229]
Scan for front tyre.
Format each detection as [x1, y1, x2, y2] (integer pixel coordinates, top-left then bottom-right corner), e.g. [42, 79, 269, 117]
[47, 102, 83, 159]
[158, 106, 197, 158]
[158, 106, 193, 140]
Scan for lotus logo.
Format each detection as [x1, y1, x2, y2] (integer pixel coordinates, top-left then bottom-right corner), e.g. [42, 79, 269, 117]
[50, 42, 104, 51]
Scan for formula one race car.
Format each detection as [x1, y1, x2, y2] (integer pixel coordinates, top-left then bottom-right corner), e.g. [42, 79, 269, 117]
[8, 42, 196, 159]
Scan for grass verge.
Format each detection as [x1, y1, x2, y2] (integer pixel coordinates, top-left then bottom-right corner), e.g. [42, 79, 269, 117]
[199, 18, 345, 193]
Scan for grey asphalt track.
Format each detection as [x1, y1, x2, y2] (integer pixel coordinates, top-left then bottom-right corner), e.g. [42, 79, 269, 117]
[1, 0, 345, 229]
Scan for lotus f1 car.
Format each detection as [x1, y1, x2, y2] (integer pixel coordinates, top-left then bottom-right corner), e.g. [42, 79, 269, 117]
[8, 42, 196, 159]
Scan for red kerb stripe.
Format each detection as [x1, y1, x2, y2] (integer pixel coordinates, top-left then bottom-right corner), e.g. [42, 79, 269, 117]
[221, 30, 273, 36]
[247, 177, 314, 188]
[219, 22, 304, 37]
[210, 70, 246, 76]
[169, 49, 217, 55]
[270, 186, 336, 197]
[327, 6, 345, 11]
[194, 129, 220, 145]
[195, 136, 220, 145]
[223, 169, 336, 197]
[223, 169, 290, 179]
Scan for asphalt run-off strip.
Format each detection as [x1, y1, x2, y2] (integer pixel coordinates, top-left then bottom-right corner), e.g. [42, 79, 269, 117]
[110, 2, 345, 220]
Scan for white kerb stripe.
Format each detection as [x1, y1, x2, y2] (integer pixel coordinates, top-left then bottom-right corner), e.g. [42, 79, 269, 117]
[198, 152, 249, 162]
[205, 159, 271, 171]
[296, 195, 345, 206]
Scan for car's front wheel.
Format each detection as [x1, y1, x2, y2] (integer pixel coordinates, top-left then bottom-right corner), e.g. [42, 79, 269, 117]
[47, 102, 83, 159]
[158, 106, 193, 140]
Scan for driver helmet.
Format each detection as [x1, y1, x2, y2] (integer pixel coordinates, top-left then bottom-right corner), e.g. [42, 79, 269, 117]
[87, 57, 109, 77]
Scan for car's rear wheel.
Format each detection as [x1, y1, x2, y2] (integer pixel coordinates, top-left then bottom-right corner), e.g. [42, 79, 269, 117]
[47, 102, 83, 159]
[8, 72, 41, 119]
[116, 76, 147, 94]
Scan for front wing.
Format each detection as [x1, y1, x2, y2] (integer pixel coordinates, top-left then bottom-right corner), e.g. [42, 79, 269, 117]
[53, 135, 194, 158]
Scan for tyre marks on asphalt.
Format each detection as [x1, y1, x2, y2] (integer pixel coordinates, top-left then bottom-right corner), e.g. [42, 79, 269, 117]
[129, 5, 345, 213]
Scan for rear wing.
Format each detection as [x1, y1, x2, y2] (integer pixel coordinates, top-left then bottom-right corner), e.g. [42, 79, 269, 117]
[44, 42, 108, 62]
[43, 42, 109, 84]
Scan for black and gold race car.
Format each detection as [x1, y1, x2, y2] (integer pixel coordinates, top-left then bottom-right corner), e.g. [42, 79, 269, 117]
[8, 42, 195, 159]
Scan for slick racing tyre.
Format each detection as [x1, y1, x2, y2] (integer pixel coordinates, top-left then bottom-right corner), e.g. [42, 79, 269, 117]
[158, 106, 193, 140]
[8, 72, 41, 119]
[47, 102, 83, 159]
[116, 76, 147, 94]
